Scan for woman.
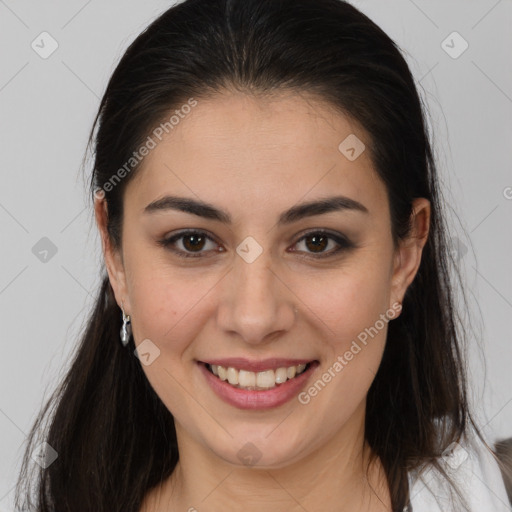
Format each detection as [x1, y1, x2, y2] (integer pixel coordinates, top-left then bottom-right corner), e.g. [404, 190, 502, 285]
[14, 0, 511, 511]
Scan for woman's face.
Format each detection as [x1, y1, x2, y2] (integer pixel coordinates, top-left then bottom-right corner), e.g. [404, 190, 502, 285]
[97, 91, 429, 468]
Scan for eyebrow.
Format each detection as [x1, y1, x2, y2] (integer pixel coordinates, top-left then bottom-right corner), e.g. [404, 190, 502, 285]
[143, 194, 369, 225]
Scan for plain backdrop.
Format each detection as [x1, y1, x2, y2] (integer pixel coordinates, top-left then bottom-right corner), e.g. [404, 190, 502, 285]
[0, 1, 511, 510]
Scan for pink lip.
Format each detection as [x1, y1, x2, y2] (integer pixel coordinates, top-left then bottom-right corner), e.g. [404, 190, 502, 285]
[200, 357, 314, 372]
[198, 360, 319, 410]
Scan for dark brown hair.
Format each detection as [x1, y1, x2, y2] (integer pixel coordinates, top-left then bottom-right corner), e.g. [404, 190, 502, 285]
[495, 438, 512, 504]
[15, 0, 490, 510]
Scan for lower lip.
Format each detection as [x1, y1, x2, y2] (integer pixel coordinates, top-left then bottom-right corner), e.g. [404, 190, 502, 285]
[198, 361, 319, 410]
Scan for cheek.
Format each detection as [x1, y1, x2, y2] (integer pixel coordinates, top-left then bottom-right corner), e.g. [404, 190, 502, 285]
[123, 257, 214, 419]
[125, 249, 220, 358]
[290, 252, 393, 404]
[296, 275, 390, 430]
[292, 255, 392, 343]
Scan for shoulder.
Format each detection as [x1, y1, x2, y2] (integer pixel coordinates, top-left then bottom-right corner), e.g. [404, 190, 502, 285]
[407, 433, 512, 511]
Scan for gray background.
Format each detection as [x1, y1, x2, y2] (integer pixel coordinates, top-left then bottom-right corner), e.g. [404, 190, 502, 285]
[0, 0, 511, 509]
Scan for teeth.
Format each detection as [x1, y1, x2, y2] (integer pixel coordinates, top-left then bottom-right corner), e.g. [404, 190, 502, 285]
[217, 365, 227, 381]
[275, 367, 288, 384]
[207, 362, 310, 390]
[239, 370, 256, 388]
[286, 366, 296, 379]
[227, 367, 238, 385]
[256, 369, 275, 388]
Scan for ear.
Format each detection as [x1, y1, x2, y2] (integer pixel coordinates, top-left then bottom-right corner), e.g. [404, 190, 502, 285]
[94, 196, 131, 314]
[390, 197, 431, 314]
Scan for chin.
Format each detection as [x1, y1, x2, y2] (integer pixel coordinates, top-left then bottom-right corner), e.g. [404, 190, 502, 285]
[205, 425, 312, 470]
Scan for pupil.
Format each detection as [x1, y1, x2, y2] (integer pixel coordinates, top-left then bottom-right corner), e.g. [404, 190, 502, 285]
[184, 234, 204, 251]
[306, 234, 327, 253]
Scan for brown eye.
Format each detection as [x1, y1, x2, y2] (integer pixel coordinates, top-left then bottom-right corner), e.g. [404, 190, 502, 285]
[182, 232, 207, 252]
[158, 230, 221, 258]
[304, 233, 329, 253]
[291, 230, 354, 258]
[158, 229, 354, 260]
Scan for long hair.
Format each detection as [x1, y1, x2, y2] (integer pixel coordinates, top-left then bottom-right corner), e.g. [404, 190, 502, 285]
[14, 0, 487, 510]
[495, 438, 512, 505]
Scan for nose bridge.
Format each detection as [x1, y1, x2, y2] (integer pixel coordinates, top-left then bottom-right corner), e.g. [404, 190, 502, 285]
[234, 247, 274, 303]
[217, 243, 294, 344]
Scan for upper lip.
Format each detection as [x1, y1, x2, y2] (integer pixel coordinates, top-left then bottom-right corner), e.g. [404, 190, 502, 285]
[200, 358, 316, 372]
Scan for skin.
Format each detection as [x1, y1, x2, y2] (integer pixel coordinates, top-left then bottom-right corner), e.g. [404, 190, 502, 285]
[95, 90, 430, 511]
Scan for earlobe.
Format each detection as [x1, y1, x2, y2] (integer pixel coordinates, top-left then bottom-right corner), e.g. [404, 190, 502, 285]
[94, 197, 129, 311]
[390, 198, 431, 307]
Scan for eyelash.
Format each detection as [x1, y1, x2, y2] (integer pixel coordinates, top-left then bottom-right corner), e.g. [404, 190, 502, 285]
[157, 229, 355, 260]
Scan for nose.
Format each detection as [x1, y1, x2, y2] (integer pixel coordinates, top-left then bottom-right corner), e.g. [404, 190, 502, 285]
[216, 249, 296, 346]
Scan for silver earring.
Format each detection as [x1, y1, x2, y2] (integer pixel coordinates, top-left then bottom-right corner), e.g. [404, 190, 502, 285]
[120, 302, 132, 347]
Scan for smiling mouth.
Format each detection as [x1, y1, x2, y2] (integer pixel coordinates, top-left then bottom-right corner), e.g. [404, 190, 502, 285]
[204, 361, 315, 390]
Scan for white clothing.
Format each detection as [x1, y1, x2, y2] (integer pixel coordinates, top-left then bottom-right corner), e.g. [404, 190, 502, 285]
[407, 435, 511, 511]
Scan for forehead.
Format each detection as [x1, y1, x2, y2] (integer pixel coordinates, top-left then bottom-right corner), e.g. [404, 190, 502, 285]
[126, 91, 385, 218]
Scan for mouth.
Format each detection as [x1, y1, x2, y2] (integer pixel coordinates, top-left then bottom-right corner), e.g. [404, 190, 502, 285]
[204, 361, 313, 390]
[197, 359, 320, 410]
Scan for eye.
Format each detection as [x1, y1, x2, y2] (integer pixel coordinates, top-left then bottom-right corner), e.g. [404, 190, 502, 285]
[158, 229, 354, 259]
[158, 230, 223, 258]
[290, 230, 354, 258]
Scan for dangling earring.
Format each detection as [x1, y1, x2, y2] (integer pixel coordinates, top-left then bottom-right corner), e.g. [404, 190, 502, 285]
[120, 301, 132, 347]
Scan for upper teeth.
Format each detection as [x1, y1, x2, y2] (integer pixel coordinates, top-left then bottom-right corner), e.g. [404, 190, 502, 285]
[209, 363, 308, 390]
